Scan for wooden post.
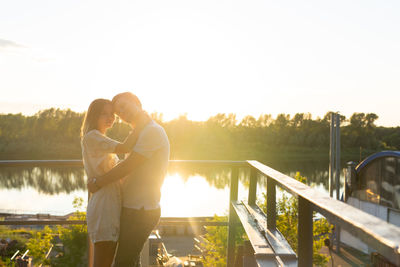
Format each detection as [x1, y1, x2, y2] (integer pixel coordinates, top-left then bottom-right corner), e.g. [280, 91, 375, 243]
[227, 167, 239, 267]
[298, 197, 313, 267]
[248, 168, 257, 206]
[88, 192, 93, 267]
[266, 177, 276, 231]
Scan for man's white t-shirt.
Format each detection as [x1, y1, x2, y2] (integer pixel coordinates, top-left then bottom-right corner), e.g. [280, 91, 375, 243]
[122, 120, 170, 210]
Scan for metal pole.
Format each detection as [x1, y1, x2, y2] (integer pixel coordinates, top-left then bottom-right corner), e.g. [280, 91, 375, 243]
[344, 162, 356, 202]
[248, 168, 257, 206]
[227, 167, 239, 267]
[335, 113, 341, 200]
[329, 112, 335, 198]
[335, 113, 341, 253]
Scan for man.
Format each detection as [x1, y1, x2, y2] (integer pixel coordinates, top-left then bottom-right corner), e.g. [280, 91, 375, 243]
[88, 92, 170, 266]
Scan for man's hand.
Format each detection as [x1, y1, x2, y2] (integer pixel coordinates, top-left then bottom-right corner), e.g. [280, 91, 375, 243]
[87, 178, 100, 193]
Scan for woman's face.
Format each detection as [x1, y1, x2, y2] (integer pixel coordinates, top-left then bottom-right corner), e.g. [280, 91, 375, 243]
[97, 103, 115, 132]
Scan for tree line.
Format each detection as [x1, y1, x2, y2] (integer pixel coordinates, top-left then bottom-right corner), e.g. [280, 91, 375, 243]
[0, 108, 399, 160]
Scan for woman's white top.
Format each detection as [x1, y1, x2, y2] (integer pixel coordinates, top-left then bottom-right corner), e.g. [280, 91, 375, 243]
[81, 129, 121, 243]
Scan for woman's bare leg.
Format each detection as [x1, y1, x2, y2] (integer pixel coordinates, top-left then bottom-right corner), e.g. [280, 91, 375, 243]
[93, 241, 117, 267]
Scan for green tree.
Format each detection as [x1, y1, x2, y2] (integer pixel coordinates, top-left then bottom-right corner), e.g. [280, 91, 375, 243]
[343, 112, 381, 150]
[239, 115, 257, 128]
[1, 108, 399, 160]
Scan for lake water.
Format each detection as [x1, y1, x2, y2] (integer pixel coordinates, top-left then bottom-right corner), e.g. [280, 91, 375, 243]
[0, 160, 347, 217]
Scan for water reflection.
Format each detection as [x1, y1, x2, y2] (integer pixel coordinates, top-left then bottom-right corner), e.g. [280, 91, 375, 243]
[0, 166, 86, 194]
[0, 160, 348, 215]
[169, 159, 344, 193]
[169, 164, 246, 190]
[0, 160, 344, 195]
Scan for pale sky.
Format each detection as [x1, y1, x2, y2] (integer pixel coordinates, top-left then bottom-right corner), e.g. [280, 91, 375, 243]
[0, 0, 399, 126]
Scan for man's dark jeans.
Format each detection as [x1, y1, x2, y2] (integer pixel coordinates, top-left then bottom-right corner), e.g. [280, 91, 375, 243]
[114, 207, 161, 267]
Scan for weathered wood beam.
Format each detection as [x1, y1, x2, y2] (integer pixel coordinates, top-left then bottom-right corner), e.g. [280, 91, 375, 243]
[248, 160, 400, 266]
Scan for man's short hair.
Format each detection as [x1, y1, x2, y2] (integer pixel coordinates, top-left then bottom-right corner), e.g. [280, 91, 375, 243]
[112, 92, 142, 109]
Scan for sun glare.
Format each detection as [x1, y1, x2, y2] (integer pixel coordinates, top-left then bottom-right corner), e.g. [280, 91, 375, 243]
[160, 173, 229, 217]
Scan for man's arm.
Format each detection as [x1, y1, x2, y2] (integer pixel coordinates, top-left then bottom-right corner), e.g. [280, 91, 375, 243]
[88, 151, 147, 193]
[114, 130, 141, 154]
[114, 112, 151, 154]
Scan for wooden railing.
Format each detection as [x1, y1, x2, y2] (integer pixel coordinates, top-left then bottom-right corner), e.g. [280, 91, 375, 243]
[1, 160, 400, 266]
[232, 160, 400, 267]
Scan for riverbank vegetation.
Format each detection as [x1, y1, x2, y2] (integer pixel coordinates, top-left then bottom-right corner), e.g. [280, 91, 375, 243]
[0, 109, 398, 161]
[0, 198, 87, 266]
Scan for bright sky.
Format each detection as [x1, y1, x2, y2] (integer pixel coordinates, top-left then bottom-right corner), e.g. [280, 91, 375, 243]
[0, 0, 399, 126]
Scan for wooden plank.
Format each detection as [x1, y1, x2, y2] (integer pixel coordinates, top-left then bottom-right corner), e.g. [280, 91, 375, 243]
[161, 216, 229, 226]
[240, 203, 297, 267]
[232, 203, 274, 255]
[168, 160, 248, 167]
[0, 219, 228, 226]
[252, 257, 278, 267]
[159, 220, 228, 226]
[241, 203, 296, 260]
[248, 160, 400, 266]
[0, 159, 248, 168]
[232, 202, 279, 266]
[0, 160, 83, 167]
[0, 220, 86, 225]
[234, 202, 298, 266]
[255, 257, 297, 267]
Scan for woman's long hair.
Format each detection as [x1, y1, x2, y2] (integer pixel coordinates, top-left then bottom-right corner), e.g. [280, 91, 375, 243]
[80, 99, 112, 139]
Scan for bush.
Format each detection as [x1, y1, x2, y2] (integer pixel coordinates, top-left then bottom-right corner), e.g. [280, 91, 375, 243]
[0, 226, 29, 264]
[26, 226, 53, 266]
[51, 197, 88, 267]
[200, 215, 246, 267]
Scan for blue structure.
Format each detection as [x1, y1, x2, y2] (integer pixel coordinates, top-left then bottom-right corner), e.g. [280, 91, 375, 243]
[349, 151, 400, 211]
[342, 151, 400, 256]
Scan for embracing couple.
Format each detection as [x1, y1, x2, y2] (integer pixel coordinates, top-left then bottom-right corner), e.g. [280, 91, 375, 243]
[81, 92, 170, 267]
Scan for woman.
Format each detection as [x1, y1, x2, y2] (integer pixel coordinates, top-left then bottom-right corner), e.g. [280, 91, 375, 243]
[81, 98, 145, 267]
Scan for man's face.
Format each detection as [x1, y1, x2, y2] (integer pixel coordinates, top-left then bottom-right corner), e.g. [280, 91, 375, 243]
[113, 97, 140, 123]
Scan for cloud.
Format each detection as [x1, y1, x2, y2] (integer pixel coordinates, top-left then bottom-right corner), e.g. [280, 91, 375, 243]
[0, 38, 25, 50]
[0, 39, 53, 62]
